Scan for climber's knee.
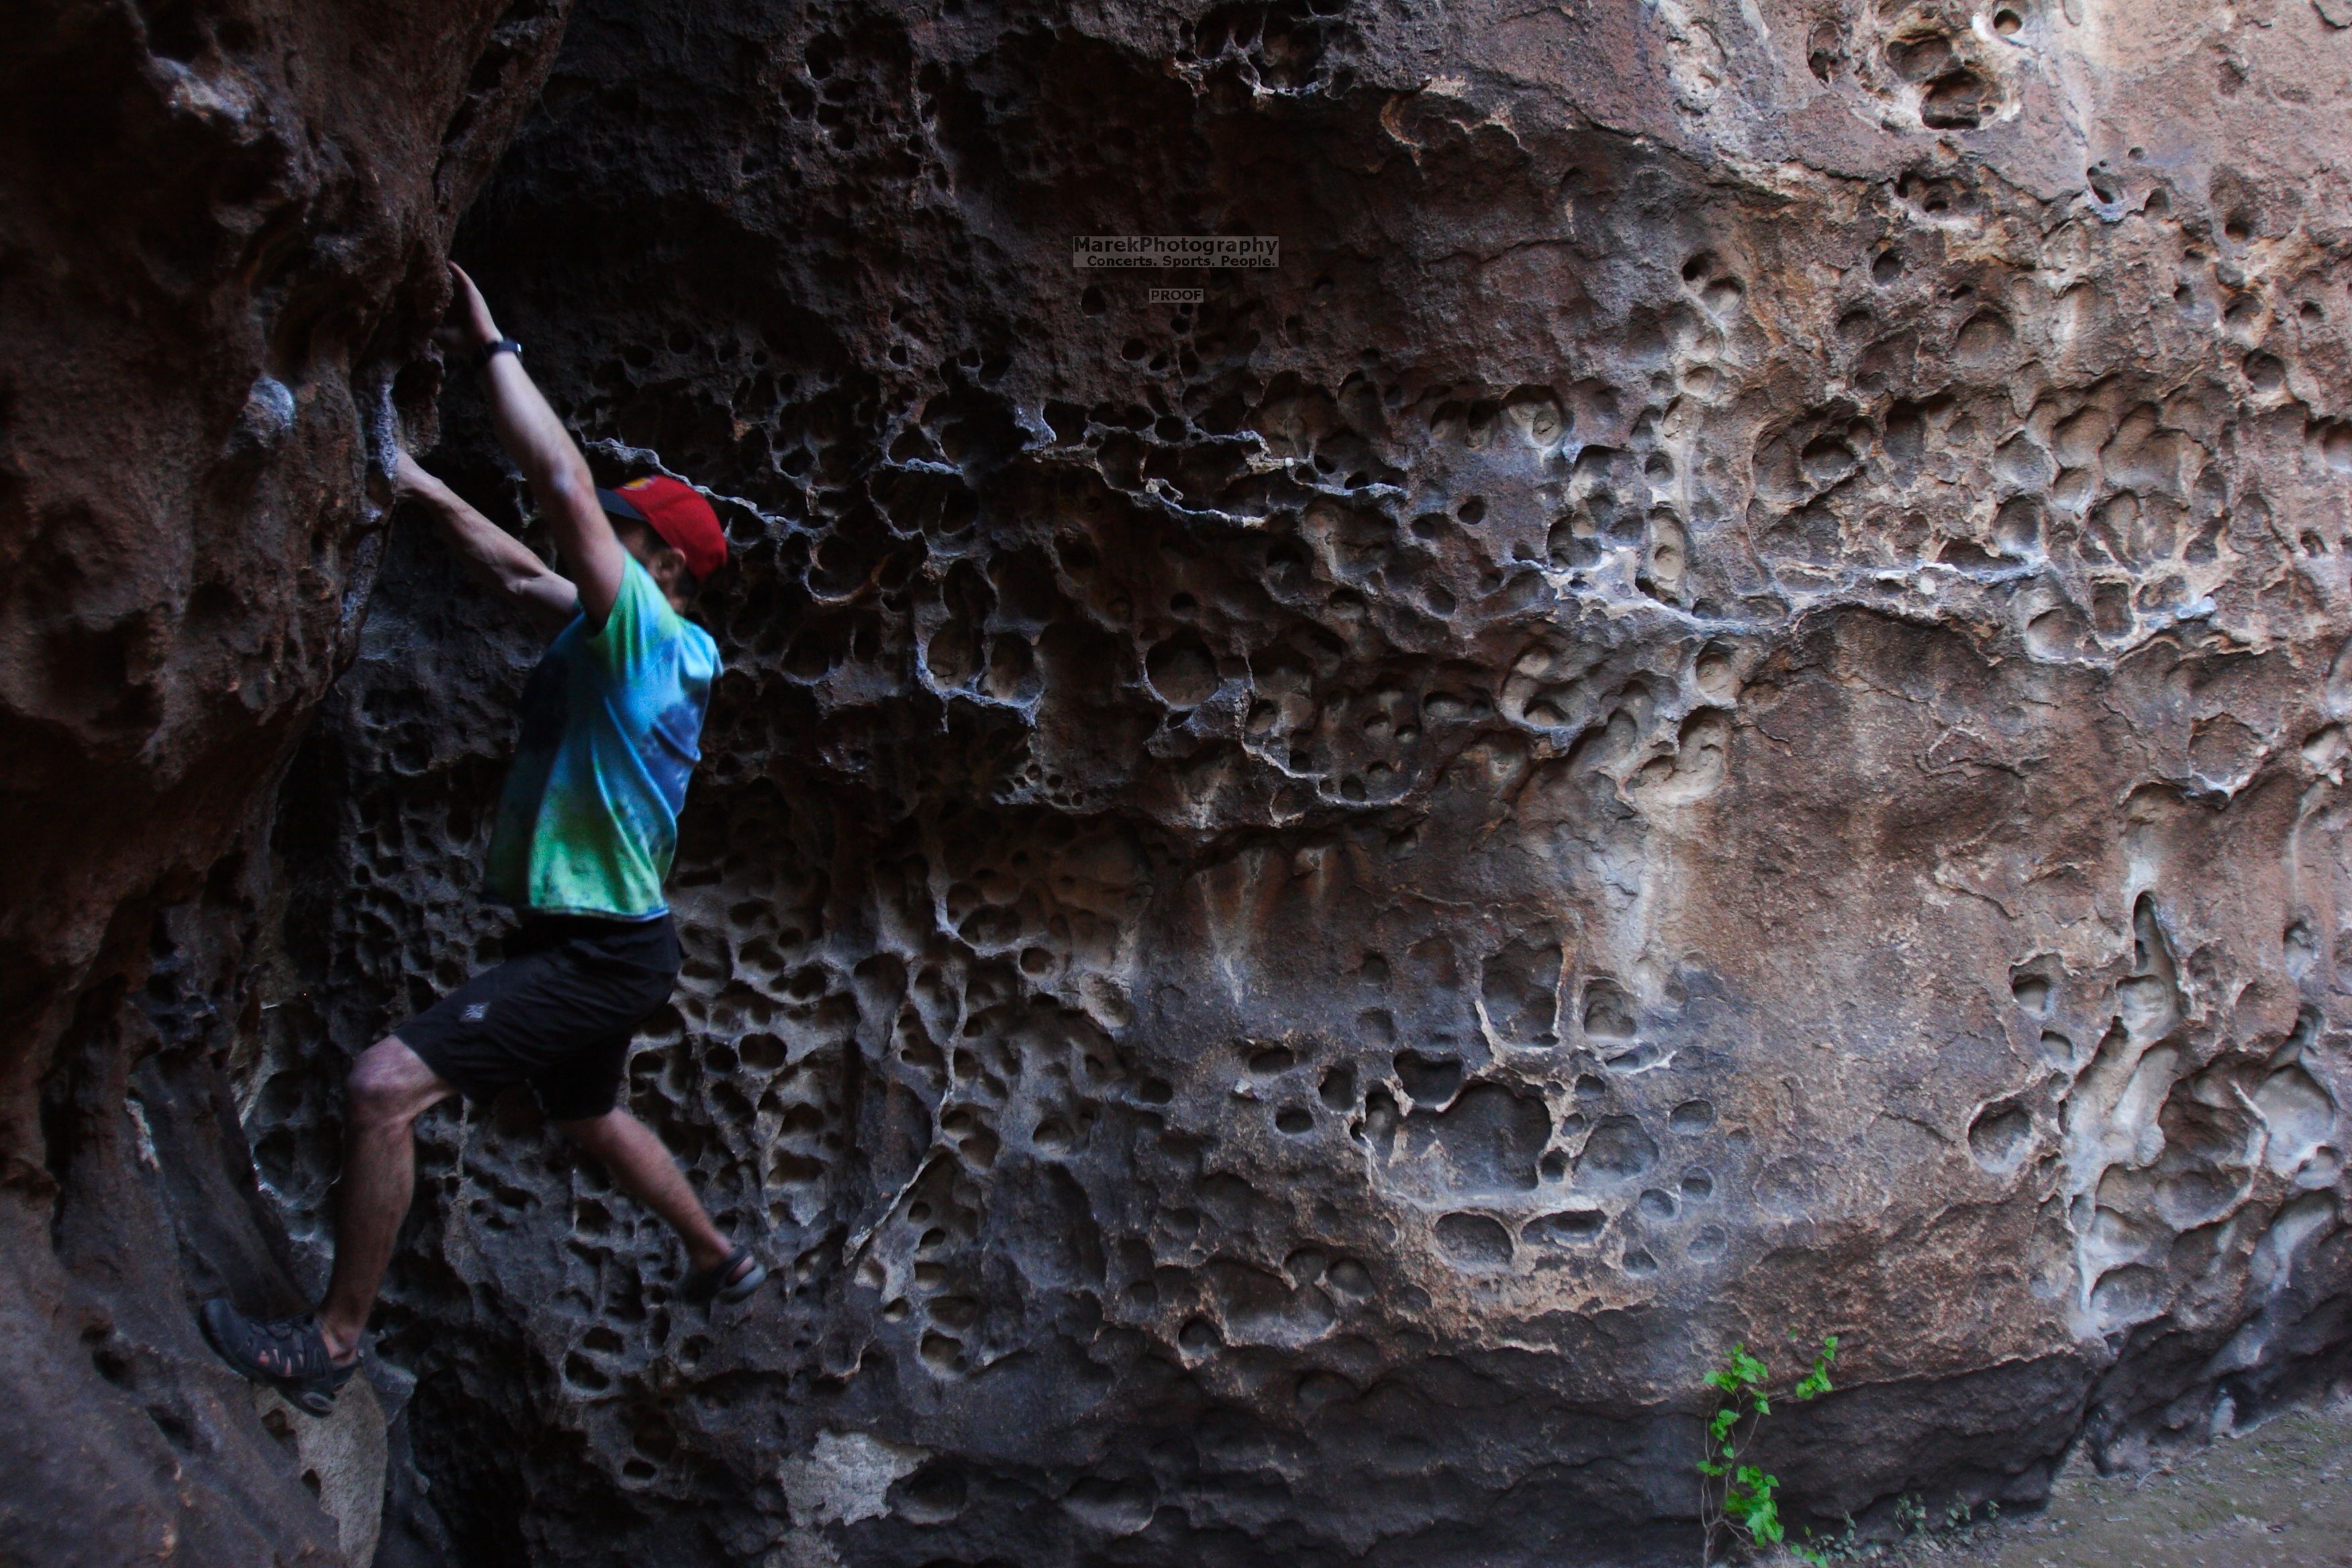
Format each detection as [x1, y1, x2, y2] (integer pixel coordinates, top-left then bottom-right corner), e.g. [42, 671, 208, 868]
[345, 1036, 450, 1136]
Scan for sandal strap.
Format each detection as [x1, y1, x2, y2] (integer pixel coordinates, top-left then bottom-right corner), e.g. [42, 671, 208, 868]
[216, 1304, 331, 1379]
[684, 1246, 750, 1302]
[262, 1315, 329, 1379]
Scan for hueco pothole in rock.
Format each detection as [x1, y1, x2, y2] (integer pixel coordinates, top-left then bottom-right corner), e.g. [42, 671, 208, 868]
[9, 1, 2352, 1565]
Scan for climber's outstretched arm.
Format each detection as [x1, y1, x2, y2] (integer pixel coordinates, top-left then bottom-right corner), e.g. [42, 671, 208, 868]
[440, 262, 629, 631]
[392, 452, 577, 625]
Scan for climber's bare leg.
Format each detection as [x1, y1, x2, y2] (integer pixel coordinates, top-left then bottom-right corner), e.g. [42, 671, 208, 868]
[317, 1036, 453, 1363]
[553, 1108, 732, 1272]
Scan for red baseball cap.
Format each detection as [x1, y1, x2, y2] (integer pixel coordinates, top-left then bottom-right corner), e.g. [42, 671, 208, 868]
[598, 475, 728, 581]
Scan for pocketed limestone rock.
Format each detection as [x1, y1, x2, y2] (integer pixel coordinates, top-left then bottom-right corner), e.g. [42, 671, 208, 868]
[253, 1377, 389, 1566]
[257, 1, 2352, 1563]
[13, 1, 2352, 1566]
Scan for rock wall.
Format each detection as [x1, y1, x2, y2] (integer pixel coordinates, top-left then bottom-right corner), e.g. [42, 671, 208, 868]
[16, 0, 2352, 1565]
[268, 1, 2352, 1563]
[0, 3, 569, 1562]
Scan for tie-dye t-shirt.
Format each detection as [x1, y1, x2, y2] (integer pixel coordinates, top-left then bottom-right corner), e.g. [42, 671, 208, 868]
[483, 554, 718, 920]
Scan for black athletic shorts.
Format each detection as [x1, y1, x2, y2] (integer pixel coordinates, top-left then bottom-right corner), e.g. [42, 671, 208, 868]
[396, 913, 680, 1122]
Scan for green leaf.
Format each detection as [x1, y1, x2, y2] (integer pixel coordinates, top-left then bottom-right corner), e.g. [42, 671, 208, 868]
[1793, 1334, 1839, 1400]
[1698, 1332, 1835, 1553]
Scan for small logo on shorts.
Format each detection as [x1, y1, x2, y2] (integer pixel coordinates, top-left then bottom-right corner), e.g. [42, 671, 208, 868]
[461, 1003, 489, 1022]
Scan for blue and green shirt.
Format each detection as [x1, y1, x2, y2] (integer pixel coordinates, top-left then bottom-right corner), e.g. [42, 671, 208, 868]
[483, 554, 718, 918]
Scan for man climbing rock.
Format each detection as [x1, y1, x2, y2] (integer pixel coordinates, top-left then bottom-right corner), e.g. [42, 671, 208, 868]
[199, 264, 765, 1415]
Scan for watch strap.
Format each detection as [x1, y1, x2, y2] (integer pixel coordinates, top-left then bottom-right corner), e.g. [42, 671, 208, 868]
[478, 336, 523, 366]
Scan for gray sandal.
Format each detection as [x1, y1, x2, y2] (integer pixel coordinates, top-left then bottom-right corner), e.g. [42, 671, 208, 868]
[198, 1299, 358, 1416]
[682, 1246, 767, 1307]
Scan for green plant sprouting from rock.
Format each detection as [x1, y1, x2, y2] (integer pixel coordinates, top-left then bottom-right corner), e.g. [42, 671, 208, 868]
[1698, 1334, 1838, 1564]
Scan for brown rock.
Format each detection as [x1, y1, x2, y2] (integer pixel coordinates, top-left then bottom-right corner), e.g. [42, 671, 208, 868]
[0, 2, 569, 1561]
[13, 1, 2352, 1565]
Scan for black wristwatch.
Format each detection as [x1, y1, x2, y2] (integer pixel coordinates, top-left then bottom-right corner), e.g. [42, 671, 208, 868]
[477, 336, 523, 366]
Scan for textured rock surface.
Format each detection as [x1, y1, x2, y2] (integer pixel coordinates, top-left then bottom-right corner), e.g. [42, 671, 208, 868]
[252, 1, 2352, 1563]
[17, 0, 2352, 1565]
[0, 2, 568, 1562]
